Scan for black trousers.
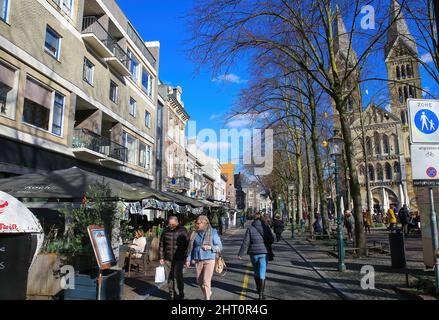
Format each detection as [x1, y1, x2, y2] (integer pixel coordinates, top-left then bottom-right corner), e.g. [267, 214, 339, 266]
[164, 260, 185, 296]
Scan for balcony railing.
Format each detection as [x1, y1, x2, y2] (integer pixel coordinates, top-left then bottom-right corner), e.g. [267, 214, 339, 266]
[72, 128, 127, 162]
[167, 176, 191, 190]
[127, 23, 157, 69]
[82, 16, 130, 72]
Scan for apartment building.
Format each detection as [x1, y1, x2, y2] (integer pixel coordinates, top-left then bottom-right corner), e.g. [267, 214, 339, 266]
[221, 163, 236, 209]
[0, 0, 158, 185]
[159, 84, 190, 194]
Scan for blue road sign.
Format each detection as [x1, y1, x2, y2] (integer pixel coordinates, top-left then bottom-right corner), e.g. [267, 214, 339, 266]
[414, 109, 439, 134]
[426, 167, 437, 178]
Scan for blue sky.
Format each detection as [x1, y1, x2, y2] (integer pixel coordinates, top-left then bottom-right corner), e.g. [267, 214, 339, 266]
[116, 0, 438, 169]
[116, 0, 250, 165]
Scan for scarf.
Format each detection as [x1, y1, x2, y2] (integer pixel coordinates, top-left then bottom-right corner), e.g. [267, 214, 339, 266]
[187, 225, 213, 257]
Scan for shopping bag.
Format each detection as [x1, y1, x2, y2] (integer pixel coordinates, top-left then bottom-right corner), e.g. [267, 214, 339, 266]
[155, 265, 166, 283]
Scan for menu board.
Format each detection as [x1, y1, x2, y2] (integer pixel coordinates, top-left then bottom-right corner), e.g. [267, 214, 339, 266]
[87, 226, 115, 270]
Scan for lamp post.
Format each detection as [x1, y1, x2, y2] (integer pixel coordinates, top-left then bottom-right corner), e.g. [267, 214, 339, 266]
[328, 130, 346, 272]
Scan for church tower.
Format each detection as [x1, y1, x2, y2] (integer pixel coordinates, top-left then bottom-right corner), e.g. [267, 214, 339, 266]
[385, 0, 422, 143]
[384, 0, 421, 208]
[332, 8, 362, 129]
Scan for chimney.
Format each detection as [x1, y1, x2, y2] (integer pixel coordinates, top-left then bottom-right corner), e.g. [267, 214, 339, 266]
[173, 86, 183, 103]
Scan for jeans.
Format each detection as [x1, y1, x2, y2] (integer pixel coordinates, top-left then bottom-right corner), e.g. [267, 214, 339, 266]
[250, 254, 267, 280]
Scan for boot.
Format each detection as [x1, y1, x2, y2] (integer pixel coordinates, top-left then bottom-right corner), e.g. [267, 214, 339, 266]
[259, 279, 266, 300]
[254, 276, 261, 294]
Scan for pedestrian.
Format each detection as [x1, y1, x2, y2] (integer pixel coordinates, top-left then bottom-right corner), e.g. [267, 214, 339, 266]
[240, 213, 245, 229]
[263, 213, 272, 228]
[398, 204, 410, 235]
[344, 210, 354, 241]
[238, 212, 274, 300]
[186, 215, 222, 300]
[159, 216, 189, 300]
[272, 214, 284, 242]
[387, 205, 397, 232]
[363, 209, 372, 234]
[313, 214, 323, 234]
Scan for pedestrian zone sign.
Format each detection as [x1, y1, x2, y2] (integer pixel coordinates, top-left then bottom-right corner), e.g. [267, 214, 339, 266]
[411, 144, 439, 186]
[408, 99, 439, 143]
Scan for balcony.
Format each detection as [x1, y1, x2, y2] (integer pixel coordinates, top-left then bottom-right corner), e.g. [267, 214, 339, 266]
[167, 176, 191, 191]
[81, 16, 131, 77]
[72, 128, 127, 164]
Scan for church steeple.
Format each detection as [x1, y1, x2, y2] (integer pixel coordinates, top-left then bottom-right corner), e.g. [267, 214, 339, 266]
[385, 0, 418, 59]
[334, 7, 358, 66]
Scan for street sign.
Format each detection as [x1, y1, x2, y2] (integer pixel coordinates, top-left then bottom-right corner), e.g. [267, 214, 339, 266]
[411, 144, 439, 186]
[408, 98, 439, 143]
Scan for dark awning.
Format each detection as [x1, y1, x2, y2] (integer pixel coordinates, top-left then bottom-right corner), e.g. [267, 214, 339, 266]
[0, 167, 166, 201]
[161, 191, 205, 208]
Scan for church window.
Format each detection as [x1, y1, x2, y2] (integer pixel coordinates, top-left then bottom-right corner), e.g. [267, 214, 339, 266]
[377, 163, 384, 180]
[385, 163, 392, 180]
[374, 131, 381, 155]
[368, 164, 375, 181]
[401, 65, 406, 79]
[406, 64, 412, 78]
[404, 86, 408, 100]
[383, 135, 389, 154]
[366, 137, 373, 156]
[396, 66, 400, 80]
[393, 134, 399, 154]
[394, 161, 400, 173]
[359, 165, 365, 176]
[409, 86, 414, 98]
[399, 87, 404, 103]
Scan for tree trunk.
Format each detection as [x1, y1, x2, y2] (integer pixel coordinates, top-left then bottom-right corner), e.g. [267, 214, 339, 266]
[304, 125, 315, 234]
[335, 98, 366, 255]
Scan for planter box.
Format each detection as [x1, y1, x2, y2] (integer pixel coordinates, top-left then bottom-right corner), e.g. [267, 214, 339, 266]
[64, 269, 124, 300]
[27, 253, 63, 298]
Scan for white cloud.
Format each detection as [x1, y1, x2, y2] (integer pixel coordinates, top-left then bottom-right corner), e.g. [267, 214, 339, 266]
[226, 118, 252, 128]
[422, 87, 431, 97]
[209, 113, 222, 121]
[212, 73, 247, 84]
[421, 53, 434, 64]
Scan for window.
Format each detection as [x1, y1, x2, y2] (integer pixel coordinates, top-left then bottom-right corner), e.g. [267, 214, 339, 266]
[406, 64, 412, 78]
[400, 110, 406, 125]
[393, 134, 399, 154]
[145, 110, 150, 128]
[366, 137, 372, 156]
[139, 143, 146, 168]
[377, 164, 383, 181]
[396, 66, 400, 80]
[146, 145, 151, 170]
[359, 165, 365, 176]
[129, 97, 136, 117]
[141, 68, 152, 97]
[83, 58, 94, 85]
[127, 49, 139, 82]
[52, 92, 64, 136]
[55, 0, 74, 17]
[368, 165, 375, 181]
[1, 0, 8, 22]
[22, 78, 52, 130]
[374, 132, 381, 155]
[109, 80, 118, 103]
[409, 86, 414, 98]
[45, 26, 61, 59]
[401, 65, 406, 79]
[385, 163, 392, 180]
[398, 87, 404, 103]
[122, 131, 137, 165]
[383, 135, 389, 154]
[0, 61, 17, 118]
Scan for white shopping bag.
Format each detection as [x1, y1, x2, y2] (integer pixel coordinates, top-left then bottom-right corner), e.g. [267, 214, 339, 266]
[155, 265, 166, 283]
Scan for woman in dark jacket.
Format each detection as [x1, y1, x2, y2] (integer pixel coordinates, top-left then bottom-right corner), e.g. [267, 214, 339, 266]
[238, 212, 274, 300]
[272, 214, 284, 242]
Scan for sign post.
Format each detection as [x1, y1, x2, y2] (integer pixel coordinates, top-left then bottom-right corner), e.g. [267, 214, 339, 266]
[408, 98, 439, 296]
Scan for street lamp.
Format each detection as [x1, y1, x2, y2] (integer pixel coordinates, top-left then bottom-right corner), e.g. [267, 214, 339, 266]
[328, 130, 346, 272]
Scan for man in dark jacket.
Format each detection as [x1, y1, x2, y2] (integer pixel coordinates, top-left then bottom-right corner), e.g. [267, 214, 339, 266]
[398, 204, 410, 235]
[238, 213, 274, 300]
[272, 214, 284, 242]
[159, 216, 189, 300]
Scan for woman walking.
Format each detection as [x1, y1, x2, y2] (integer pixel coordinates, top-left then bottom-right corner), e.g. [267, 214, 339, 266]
[186, 215, 222, 300]
[238, 212, 274, 300]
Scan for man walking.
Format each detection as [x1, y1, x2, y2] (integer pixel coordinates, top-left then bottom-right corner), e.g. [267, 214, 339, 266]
[398, 204, 410, 235]
[159, 216, 189, 300]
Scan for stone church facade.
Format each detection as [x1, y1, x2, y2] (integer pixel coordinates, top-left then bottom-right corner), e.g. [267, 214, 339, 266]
[333, 0, 423, 213]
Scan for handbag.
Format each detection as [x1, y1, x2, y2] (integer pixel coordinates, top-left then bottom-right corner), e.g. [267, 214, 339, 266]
[154, 265, 166, 283]
[214, 251, 227, 276]
[254, 226, 274, 261]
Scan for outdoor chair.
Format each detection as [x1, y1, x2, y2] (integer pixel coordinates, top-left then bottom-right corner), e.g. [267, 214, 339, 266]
[127, 239, 150, 277]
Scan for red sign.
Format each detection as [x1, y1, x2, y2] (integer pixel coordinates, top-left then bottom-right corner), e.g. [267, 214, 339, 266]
[0, 223, 18, 231]
[0, 201, 9, 215]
